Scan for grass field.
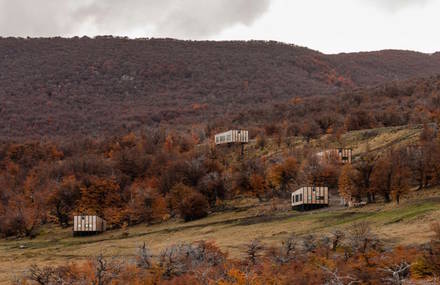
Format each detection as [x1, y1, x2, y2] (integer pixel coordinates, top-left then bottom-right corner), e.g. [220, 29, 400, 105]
[1, 188, 440, 284]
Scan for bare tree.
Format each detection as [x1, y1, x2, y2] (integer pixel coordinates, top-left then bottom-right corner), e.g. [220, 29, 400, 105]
[28, 264, 54, 285]
[137, 242, 152, 269]
[159, 245, 182, 278]
[348, 221, 376, 254]
[331, 230, 345, 251]
[159, 242, 227, 278]
[381, 261, 411, 285]
[246, 239, 264, 265]
[92, 254, 123, 285]
[320, 265, 360, 285]
[267, 235, 297, 264]
[302, 234, 317, 253]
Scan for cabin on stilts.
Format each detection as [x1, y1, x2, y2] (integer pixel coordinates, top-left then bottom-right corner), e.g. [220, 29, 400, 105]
[214, 130, 249, 145]
[73, 215, 107, 237]
[214, 130, 249, 155]
[291, 186, 329, 211]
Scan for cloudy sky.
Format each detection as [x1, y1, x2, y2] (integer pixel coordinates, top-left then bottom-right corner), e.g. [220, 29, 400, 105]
[0, 0, 438, 54]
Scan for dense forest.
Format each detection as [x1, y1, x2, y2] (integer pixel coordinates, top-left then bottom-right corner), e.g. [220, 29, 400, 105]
[1, 37, 440, 139]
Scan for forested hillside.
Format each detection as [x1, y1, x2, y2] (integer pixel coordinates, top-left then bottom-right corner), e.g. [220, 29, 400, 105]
[2, 38, 440, 284]
[1, 37, 440, 139]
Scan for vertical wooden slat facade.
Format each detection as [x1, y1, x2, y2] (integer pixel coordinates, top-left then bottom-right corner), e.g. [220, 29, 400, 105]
[291, 186, 329, 211]
[215, 130, 249, 145]
[317, 148, 352, 164]
[338, 148, 352, 164]
[73, 215, 107, 236]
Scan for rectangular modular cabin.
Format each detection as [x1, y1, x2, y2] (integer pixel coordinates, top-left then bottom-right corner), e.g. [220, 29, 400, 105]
[215, 130, 249, 145]
[291, 186, 329, 211]
[317, 148, 352, 164]
[73, 215, 107, 236]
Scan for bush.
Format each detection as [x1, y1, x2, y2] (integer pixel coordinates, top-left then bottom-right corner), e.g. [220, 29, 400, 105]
[179, 191, 209, 222]
[167, 183, 195, 216]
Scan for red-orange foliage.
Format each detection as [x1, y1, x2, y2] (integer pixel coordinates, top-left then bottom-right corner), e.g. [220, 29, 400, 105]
[78, 176, 123, 225]
[179, 191, 209, 222]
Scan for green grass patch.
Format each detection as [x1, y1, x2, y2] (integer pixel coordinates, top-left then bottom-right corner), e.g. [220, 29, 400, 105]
[376, 202, 439, 225]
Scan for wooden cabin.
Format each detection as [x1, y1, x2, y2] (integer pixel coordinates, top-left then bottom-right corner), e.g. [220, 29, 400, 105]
[73, 215, 107, 236]
[317, 148, 352, 164]
[291, 186, 329, 211]
[215, 130, 248, 145]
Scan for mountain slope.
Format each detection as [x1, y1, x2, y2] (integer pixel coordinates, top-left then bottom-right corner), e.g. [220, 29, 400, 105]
[1, 38, 440, 139]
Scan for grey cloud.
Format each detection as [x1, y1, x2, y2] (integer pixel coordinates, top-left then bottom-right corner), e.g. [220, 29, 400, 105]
[0, 0, 271, 37]
[0, 0, 79, 36]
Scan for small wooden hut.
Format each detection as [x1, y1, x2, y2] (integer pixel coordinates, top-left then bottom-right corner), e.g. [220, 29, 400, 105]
[73, 215, 107, 237]
[291, 186, 329, 211]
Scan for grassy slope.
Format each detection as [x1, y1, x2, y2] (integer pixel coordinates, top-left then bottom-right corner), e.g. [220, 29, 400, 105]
[1, 190, 439, 283]
[0, 124, 435, 283]
[240, 124, 424, 164]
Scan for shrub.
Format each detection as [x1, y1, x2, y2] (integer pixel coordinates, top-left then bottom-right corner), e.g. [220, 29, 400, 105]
[179, 191, 209, 222]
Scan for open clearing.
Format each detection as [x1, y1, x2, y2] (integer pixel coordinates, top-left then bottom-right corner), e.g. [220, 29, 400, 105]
[1, 188, 440, 284]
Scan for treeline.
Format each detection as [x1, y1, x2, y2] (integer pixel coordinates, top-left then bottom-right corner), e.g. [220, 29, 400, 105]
[0, 128, 336, 237]
[1, 122, 440, 238]
[239, 75, 440, 143]
[339, 124, 440, 204]
[19, 222, 440, 284]
[2, 38, 440, 139]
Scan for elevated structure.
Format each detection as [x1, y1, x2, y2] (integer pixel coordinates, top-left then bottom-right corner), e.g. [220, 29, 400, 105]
[291, 186, 329, 211]
[317, 148, 352, 164]
[73, 215, 107, 237]
[215, 130, 249, 145]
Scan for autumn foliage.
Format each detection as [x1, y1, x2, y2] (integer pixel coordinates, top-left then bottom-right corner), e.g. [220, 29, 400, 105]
[1, 122, 440, 237]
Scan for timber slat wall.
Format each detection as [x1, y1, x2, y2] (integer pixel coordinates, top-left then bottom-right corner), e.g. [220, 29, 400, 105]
[317, 148, 352, 164]
[215, 130, 248, 145]
[291, 186, 329, 208]
[73, 215, 106, 234]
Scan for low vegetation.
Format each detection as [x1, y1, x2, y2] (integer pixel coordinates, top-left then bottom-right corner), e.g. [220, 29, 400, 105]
[9, 209, 440, 284]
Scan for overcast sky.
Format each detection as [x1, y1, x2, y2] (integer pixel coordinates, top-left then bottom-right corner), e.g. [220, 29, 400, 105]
[0, 0, 438, 54]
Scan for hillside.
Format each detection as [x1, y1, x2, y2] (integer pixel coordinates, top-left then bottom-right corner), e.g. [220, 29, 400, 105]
[1, 38, 440, 139]
[1, 123, 440, 283]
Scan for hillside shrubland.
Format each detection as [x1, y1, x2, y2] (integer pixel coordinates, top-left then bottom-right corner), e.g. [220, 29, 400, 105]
[1, 38, 440, 139]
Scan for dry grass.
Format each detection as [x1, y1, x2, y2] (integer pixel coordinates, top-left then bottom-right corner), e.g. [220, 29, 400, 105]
[244, 124, 424, 162]
[1, 189, 440, 284]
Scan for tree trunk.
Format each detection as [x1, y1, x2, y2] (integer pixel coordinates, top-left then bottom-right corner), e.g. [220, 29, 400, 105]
[367, 193, 372, 203]
[384, 192, 391, 203]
